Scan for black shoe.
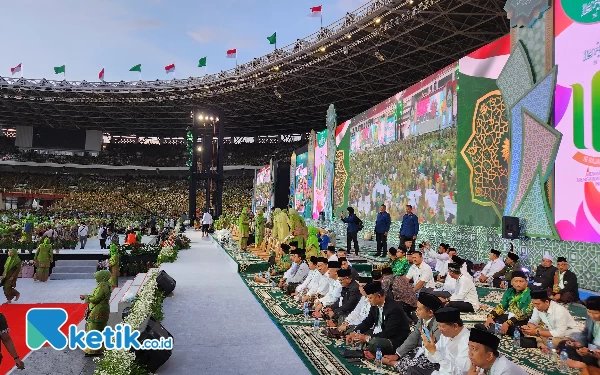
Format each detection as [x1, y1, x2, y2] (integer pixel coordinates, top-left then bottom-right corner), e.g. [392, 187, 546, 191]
[374, 253, 381, 257]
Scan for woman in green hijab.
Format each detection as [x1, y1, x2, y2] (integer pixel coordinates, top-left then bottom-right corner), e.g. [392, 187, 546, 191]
[108, 244, 120, 290]
[238, 207, 250, 251]
[2, 249, 21, 303]
[255, 209, 265, 247]
[34, 238, 53, 282]
[287, 208, 307, 248]
[305, 226, 320, 258]
[79, 270, 111, 356]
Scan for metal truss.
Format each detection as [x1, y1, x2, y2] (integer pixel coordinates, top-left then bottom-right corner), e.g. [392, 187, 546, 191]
[0, 0, 508, 137]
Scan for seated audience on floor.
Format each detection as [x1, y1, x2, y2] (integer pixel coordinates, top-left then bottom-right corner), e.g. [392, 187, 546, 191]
[336, 249, 351, 266]
[302, 258, 330, 304]
[414, 306, 470, 375]
[475, 249, 505, 284]
[382, 292, 443, 374]
[406, 251, 435, 292]
[334, 276, 372, 336]
[338, 257, 359, 280]
[492, 251, 521, 289]
[322, 268, 361, 328]
[563, 296, 600, 369]
[279, 249, 309, 295]
[326, 246, 338, 262]
[346, 281, 411, 356]
[441, 261, 479, 313]
[467, 328, 528, 375]
[531, 252, 557, 290]
[380, 266, 417, 319]
[293, 256, 319, 298]
[479, 270, 533, 336]
[428, 243, 450, 281]
[389, 246, 410, 276]
[313, 261, 342, 317]
[550, 256, 579, 304]
[520, 288, 580, 349]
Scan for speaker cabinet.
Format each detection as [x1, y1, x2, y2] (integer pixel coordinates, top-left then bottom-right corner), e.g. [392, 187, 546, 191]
[135, 317, 173, 373]
[156, 270, 176, 296]
[502, 216, 520, 239]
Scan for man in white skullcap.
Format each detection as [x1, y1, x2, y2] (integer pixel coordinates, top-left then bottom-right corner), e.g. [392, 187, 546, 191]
[531, 251, 557, 290]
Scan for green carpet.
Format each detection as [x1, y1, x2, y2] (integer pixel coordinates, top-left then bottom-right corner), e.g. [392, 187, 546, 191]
[215, 238, 583, 375]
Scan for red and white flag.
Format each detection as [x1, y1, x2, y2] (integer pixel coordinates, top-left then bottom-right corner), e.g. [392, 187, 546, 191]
[458, 34, 511, 80]
[11, 63, 22, 75]
[98, 68, 105, 81]
[165, 63, 175, 73]
[309, 5, 322, 17]
[226, 49, 237, 59]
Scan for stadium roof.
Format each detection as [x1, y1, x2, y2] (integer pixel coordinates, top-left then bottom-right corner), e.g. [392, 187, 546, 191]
[0, 0, 509, 137]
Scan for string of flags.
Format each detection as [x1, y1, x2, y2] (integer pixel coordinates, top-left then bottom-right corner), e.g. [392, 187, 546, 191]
[7, 6, 324, 80]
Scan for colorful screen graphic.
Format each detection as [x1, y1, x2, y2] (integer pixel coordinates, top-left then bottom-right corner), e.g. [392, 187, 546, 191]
[295, 152, 310, 214]
[554, 1, 600, 242]
[313, 129, 330, 219]
[253, 165, 271, 212]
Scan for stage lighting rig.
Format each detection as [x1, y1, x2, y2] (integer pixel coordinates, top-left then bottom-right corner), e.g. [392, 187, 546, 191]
[274, 87, 282, 99]
[375, 50, 386, 62]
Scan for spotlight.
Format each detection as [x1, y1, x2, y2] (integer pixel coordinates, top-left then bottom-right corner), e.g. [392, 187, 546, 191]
[274, 88, 282, 99]
[197, 146, 202, 152]
[210, 116, 214, 121]
[375, 17, 381, 24]
[216, 117, 219, 122]
[408, 0, 414, 4]
[199, 115, 204, 120]
[319, 46, 326, 52]
[346, 34, 352, 39]
[375, 50, 385, 62]
[273, 66, 280, 71]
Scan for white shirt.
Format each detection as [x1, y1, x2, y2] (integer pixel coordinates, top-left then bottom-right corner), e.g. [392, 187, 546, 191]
[528, 301, 580, 338]
[283, 263, 298, 279]
[449, 275, 479, 310]
[426, 327, 471, 375]
[486, 355, 528, 375]
[296, 269, 319, 294]
[345, 296, 371, 326]
[429, 250, 450, 276]
[407, 262, 435, 289]
[439, 276, 456, 293]
[287, 262, 310, 284]
[78, 225, 88, 237]
[319, 278, 342, 306]
[480, 258, 506, 278]
[328, 254, 338, 262]
[558, 271, 566, 289]
[202, 212, 213, 225]
[307, 272, 331, 297]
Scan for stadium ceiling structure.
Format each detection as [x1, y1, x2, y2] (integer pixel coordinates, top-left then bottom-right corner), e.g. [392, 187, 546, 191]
[0, 0, 509, 138]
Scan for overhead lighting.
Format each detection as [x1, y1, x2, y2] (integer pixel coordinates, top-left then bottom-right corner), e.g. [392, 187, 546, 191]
[346, 34, 352, 39]
[210, 116, 214, 121]
[375, 50, 385, 62]
[273, 66, 280, 71]
[197, 146, 202, 152]
[199, 115, 204, 120]
[319, 46, 326, 52]
[408, 0, 414, 4]
[375, 17, 381, 24]
[274, 88, 282, 99]
[216, 117, 219, 122]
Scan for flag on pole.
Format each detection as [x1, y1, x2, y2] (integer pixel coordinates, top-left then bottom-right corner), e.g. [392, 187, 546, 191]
[198, 57, 207, 67]
[129, 64, 142, 72]
[267, 32, 277, 45]
[165, 63, 175, 73]
[10, 63, 21, 75]
[226, 49, 237, 58]
[99, 68, 105, 81]
[309, 5, 322, 17]
[54, 65, 66, 74]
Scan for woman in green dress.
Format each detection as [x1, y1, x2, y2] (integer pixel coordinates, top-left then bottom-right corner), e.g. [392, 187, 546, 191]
[273, 208, 290, 242]
[108, 243, 120, 291]
[305, 226, 321, 259]
[79, 270, 111, 356]
[2, 249, 21, 303]
[34, 238, 53, 282]
[238, 207, 251, 251]
[255, 209, 265, 247]
[287, 208, 307, 248]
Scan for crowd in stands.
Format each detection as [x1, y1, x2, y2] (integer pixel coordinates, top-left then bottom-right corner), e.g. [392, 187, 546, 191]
[0, 136, 302, 167]
[0, 172, 253, 218]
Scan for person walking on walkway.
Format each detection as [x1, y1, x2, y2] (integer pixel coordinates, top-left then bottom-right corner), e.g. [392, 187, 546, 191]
[78, 222, 89, 249]
[0, 312, 25, 369]
[34, 238, 53, 282]
[399, 205, 419, 251]
[341, 207, 360, 256]
[374, 204, 391, 257]
[2, 249, 21, 303]
[80, 270, 111, 356]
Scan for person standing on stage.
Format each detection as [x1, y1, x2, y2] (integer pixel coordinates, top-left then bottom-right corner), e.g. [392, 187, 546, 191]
[34, 238, 53, 282]
[374, 204, 391, 257]
[202, 210, 213, 238]
[341, 207, 360, 256]
[399, 205, 419, 251]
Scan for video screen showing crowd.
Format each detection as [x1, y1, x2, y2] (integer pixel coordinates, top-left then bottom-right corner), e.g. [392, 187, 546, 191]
[245, 202, 594, 374]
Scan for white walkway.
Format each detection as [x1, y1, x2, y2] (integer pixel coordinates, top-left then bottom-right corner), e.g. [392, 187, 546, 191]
[158, 231, 311, 375]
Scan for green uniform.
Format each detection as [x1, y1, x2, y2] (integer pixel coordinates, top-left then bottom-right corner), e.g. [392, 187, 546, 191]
[34, 239, 53, 282]
[84, 270, 111, 355]
[2, 249, 21, 301]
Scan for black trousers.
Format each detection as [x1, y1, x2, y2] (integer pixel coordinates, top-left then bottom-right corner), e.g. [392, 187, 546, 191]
[99, 239, 106, 249]
[400, 235, 416, 251]
[347, 231, 359, 255]
[474, 314, 528, 336]
[375, 232, 387, 256]
[447, 301, 475, 313]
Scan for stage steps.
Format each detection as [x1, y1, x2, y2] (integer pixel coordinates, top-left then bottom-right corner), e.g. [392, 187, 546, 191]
[49, 259, 97, 280]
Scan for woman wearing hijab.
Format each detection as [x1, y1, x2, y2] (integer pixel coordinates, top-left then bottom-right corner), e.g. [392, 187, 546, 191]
[255, 209, 265, 246]
[2, 249, 21, 303]
[238, 207, 250, 251]
[305, 226, 321, 258]
[287, 208, 308, 248]
[34, 238, 53, 282]
[274, 208, 290, 242]
[79, 270, 111, 356]
[108, 244, 120, 291]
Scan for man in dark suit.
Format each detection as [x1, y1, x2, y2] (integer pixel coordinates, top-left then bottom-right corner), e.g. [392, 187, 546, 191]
[346, 282, 411, 355]
[550, 256, 579, 303]
[564, 296, 600, 369]
[338, 257, 359, 281]
[324, 268, 362, 325]
[531, 252, 557, 290]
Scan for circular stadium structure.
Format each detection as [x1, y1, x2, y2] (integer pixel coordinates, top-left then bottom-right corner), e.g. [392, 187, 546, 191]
[0, 0, 508, 137]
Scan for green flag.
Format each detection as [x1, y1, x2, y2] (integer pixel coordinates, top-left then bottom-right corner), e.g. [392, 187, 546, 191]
[129, 64, 142, 72]
[53, 65, 65, 74]
[198, 57, 207, 67]
[267, 32, 277, 45]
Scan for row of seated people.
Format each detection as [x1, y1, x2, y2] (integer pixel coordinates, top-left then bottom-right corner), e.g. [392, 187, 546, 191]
[253, 239, 598, 372]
